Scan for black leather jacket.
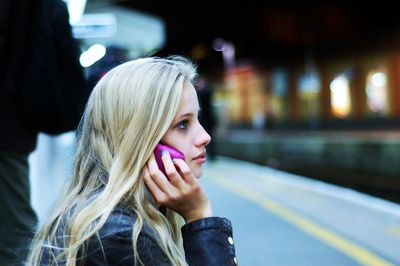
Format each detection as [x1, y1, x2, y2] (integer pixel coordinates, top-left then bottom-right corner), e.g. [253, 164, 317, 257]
[41, 206, 237, 265]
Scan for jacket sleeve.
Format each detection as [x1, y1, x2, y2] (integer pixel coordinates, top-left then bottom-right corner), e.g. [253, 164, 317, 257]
[181, 217, 237, 266]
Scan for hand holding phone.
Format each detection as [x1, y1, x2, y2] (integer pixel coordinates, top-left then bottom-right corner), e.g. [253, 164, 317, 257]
[146, 144, 212, 223]
[154, 143, 185, 176]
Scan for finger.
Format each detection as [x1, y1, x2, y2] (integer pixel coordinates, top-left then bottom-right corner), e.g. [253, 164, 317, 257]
[162, 151, 185, 187]
[142, 168, 167, 204]
[146, 155, 176, 196]
[173, 159, 197, 185]
[147, 154, 161, 175]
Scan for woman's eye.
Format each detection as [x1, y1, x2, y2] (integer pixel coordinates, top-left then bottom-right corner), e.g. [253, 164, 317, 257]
[177, 120, 189, 130]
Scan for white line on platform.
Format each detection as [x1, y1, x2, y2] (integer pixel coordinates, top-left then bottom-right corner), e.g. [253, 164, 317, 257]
[213, 157, 400, 218]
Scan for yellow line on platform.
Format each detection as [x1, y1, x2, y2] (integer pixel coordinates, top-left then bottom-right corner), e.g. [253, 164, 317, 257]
[386, 226, 400, 239]
[206, 170, 394, 266]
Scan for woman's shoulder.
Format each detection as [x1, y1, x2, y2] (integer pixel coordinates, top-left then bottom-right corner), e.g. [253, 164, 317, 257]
[82, 206, 141, 264]
[98, 205, 137, 237]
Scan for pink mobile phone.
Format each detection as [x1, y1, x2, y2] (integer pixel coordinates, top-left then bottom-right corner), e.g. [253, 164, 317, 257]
[154, 143, 185, 176]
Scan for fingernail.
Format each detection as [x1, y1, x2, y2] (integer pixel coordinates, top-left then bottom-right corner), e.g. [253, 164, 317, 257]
[162, 150, 168, 156]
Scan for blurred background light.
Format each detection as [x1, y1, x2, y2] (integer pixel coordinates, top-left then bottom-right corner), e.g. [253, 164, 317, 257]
[272, 69, 288, 96]
[79, 44, 106, 67]
[213, 38, 226, 51]
[71, 13, 117, 39]
[64, 0, 87, 24]
[371, 72, 387, 87]
[366, 71, 388, 115]
[330, 75, 351, 118]
[299, 72, 321, 93]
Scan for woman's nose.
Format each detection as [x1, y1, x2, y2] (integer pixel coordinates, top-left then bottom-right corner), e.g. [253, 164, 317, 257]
[196, 124, 211, 147]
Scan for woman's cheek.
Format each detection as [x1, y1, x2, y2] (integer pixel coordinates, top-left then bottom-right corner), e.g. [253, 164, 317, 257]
[185, 158, 191, 167]
[186, 159, 194, 170]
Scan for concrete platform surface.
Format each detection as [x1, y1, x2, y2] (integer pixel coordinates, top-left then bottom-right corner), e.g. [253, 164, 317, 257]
[203, 157, 400, 266]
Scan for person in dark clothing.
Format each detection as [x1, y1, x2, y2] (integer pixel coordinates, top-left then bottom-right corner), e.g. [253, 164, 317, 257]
[27, 56, 237, 265]
[0, 0, 87, 265]
[196, 75, 218, 161]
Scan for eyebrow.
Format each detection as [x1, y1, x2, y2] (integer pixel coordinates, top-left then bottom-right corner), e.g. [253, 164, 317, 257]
[174, 108, 201, 122]
[175, 113, 194, 122]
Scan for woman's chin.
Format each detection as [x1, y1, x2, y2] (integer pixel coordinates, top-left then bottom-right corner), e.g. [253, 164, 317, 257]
[192, 167, 203, 179]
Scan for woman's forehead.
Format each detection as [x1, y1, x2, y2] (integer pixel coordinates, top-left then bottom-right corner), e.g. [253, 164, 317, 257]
[174, 83, 199, 117]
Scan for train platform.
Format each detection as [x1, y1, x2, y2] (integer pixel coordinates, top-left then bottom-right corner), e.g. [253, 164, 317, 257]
[202, 157, 400, 266]
[215, 129, 400, 203]
[29, 133, 400, 266]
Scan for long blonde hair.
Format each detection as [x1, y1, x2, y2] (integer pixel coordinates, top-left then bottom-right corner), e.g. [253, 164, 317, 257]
[27, 56, 197, 265]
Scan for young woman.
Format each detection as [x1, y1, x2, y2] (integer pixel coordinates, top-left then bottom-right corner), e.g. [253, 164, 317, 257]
[27, 56, 236, 265]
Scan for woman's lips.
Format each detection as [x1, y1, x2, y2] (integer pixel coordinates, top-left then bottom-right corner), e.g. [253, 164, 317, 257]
[193, 156, 206, 164]
[192, 152, 206, 164]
